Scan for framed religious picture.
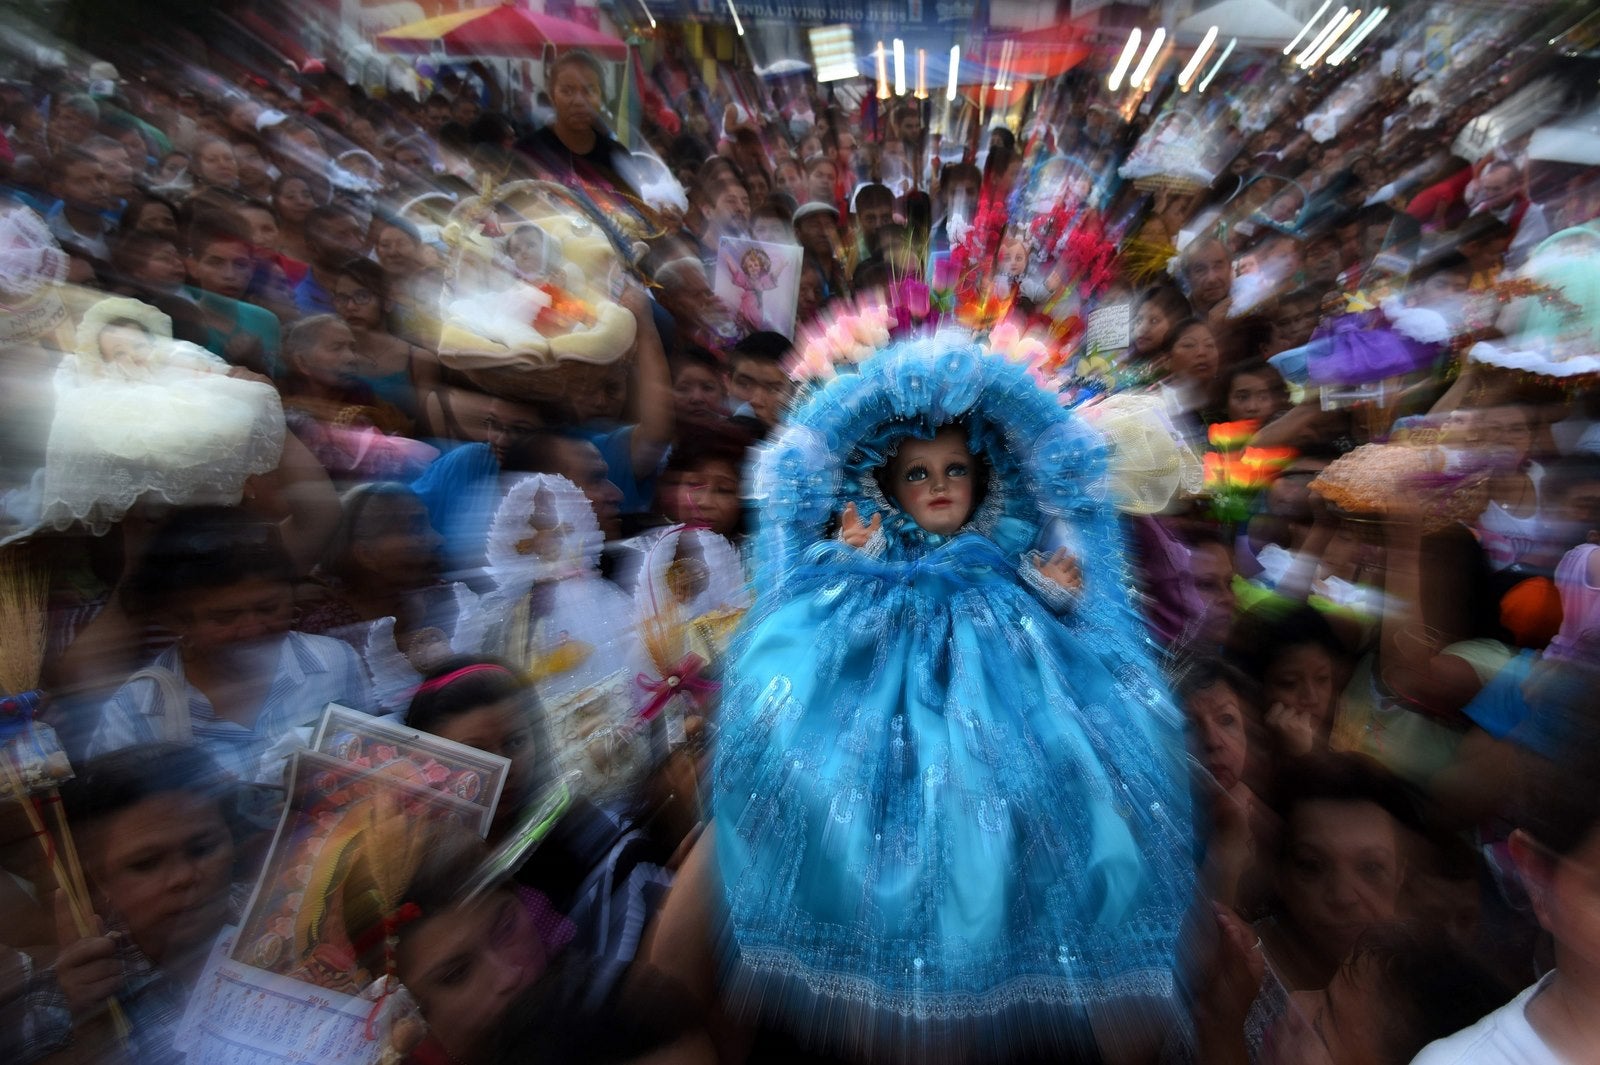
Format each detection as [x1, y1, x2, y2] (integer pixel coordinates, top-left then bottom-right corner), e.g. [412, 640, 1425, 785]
[714, 236, 804, 339]
[311, 703, 508, 835]
[230, 750, 485, 992]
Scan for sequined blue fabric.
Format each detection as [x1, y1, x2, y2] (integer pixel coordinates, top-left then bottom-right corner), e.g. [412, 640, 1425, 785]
[716, 337, 1195, 1062]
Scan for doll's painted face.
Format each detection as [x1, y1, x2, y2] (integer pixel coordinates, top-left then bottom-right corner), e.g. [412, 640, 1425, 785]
[888, 427, 976, 537]
[99, 322, 156, 368]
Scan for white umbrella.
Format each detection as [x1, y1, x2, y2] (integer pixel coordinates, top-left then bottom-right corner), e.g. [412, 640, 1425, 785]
[1176, 0, 1305, 48]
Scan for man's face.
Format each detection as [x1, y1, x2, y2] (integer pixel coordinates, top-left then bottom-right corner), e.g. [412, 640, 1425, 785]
[1475, 165, 1520, 213]
[52, 105, 92, 144]
[452, 95, 479, 125]
[728, 357, 792, 427]
[92, 146, 134, 200]
[709, 183, 751, 233]
[54, 159, 112, 214]
[309, 212, 365, 268]
[898, 110, 922, 142]
[1183, 241, 1233, 309]
[551, 65, 602, 137]
[795, 213, 835, 257]
[484, 399, 542, 466]
[856, 197, 893, 242]
[551, 437, 623, 539]
[424, 101, 451, 132]
[188, 238, 255, 299]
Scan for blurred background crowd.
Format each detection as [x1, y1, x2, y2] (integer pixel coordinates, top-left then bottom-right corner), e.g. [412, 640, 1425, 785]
[2, 0, 1600, 1061]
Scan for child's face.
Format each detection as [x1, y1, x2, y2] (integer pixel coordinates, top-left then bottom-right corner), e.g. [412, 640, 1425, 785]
[889, 427, 976, 537]
[1000, 240, 1027, 276]
[98, 323, 155, 367]
[1227, 371, 1278, 423]
[741, 250, 766, 277]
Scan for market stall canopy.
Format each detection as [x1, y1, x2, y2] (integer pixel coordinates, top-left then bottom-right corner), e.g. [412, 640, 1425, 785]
[857, 29, 1086, 93]
[376, 3, 627, 60]
[1176, 0, 1303, 48]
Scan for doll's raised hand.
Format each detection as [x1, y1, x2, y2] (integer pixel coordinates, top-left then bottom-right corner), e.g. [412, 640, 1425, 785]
[1033, 548, 1084, 594]
[838, 503, 881, 549]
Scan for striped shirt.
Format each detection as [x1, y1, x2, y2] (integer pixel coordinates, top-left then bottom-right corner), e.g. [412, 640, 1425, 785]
[88, 633, 371, 784]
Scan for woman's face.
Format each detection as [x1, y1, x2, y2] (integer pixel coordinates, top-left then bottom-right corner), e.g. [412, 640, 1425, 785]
[297, 321, 361, 386]
[398, 889, 545, 1062]
[671, 363, 726, 423]
[663, 458, 742, 536]
[332, 273, 384, 330]
[775, 161, 806, 199]
[138, 241, 189, 289]
[90, 791, 234, 963]
[1185, 682, 1250, 793]
[134, 202, 180, 242]
[1278, 799, 1403, 966]
[890, 427, 976, 537]
[375, 225, 422, 276]
[429, 699, 538, 828]
[240, 207, 279, 252]
[195, 140, 239, 187]
[274, 178, 316, 224]
[1264, 643, 1337, 741]
[1168, 323, 1219, 385]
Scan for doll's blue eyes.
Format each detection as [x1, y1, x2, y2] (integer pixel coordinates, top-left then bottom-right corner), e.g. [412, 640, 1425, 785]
[902, 463, 968, 483]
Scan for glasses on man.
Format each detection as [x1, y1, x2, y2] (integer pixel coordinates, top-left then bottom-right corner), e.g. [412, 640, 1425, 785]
[333, 289, 377, 307]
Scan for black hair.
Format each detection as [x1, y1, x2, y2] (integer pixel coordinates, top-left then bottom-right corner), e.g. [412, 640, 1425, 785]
[62, 742, 237, 834]
[853, 182, 893, 211]
[665, 423, 752, 477]
[405, 654, 530, 735]
[109, 228, 179, 279]
[118, 192, 181, 235]
[320, 482, 421, 582]
[1514, 672, 1600, 857]
[667, 344, 723, 380]
[1174, 656, 1262, 717]
[1271, 751, 1420, 850]
[1218, 357, 1288, 415]
[1228, 604, 1345, 728]
[332, 254, 389, 301]
[546, 49, 605, 91]
[499, 427, 593, 477]
[1133, 283, 1192, 325]
[122, 507, 296, 619]
[184, 209, 252, 257]
[728, 330, 791, 368]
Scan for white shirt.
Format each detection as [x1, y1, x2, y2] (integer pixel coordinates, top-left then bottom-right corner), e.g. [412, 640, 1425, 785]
[1410, 973, 1565, 1064]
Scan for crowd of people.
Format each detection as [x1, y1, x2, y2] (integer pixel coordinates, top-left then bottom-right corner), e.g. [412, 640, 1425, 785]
[1, 2, 1600, 1063]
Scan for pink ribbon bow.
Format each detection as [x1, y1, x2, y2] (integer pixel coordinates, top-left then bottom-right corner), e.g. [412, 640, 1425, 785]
[636, 654, 718, 721]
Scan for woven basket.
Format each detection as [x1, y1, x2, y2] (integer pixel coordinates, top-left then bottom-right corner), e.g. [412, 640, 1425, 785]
[1310, 443, 1492, 535]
